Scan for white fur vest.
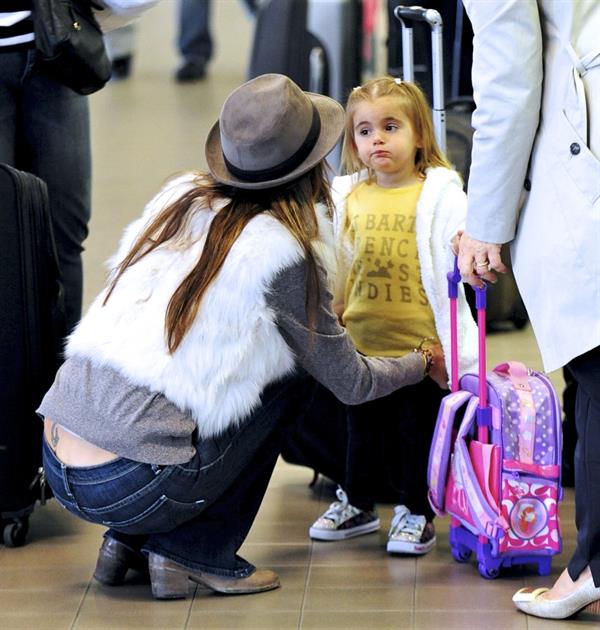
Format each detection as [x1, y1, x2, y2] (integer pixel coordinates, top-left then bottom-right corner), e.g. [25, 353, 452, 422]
[67, 173, 335, 438]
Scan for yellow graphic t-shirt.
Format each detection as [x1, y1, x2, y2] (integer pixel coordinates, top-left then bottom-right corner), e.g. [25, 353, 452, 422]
[343, 180, 439, 357]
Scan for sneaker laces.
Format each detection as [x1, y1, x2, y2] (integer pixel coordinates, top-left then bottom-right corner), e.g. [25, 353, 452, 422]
[389, 504, 410, 536]
[402, 515, 427, 538]
[389, 506, 426, 538]
[320, 487, 362, 526]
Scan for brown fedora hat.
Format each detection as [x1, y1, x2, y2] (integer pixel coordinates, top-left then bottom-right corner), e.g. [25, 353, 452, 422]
[205, 74, 345, 190]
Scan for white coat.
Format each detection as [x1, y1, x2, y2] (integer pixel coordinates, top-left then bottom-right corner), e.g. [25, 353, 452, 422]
[463, 0, 600, 373]
[332, 167, 478, 382]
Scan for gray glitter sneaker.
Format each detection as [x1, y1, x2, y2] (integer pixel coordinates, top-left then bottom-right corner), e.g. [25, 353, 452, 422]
[386, 505, 436, 555]
[309, 487, 380, 541]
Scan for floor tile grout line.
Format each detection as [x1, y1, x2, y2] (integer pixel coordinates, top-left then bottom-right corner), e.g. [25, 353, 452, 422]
[183, 584, 198, 629]
[413, 557, 418, 629]
[69, 574, 93, 630]
[297, 477, 326, 629]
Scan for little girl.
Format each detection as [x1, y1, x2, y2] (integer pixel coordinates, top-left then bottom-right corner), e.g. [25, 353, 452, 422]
[309, 77, 477, 554]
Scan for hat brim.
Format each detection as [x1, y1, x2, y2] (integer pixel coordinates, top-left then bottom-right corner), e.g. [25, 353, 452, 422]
[205, 92, 345, 190]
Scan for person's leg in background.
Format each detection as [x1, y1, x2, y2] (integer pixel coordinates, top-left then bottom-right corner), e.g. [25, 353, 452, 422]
[567, 346, 600, 586]
[104, 24, 136, 80]
[517, 346, 600, 610]
[22, 58, 91, 333]
[176, 0, 212, 82]
[561, 365, 578, 487]
[0, 51, 22, 165]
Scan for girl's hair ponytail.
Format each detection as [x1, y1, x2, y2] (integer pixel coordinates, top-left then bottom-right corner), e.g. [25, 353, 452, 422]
[341, 76, 453, 177]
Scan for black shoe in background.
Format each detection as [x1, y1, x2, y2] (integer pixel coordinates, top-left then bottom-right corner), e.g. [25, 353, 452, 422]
[111, 55, 133, 80]
[175, 59, 207, 83]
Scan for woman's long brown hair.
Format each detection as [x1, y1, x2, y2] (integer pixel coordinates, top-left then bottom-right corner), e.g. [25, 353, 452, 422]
[104, 164, 334, 353]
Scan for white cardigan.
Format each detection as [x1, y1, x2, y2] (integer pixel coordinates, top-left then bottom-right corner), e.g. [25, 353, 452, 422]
[332, 167, 478, 381]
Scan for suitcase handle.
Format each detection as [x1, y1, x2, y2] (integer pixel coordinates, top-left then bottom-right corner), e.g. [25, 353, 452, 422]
[447, 257, 490, 419]
[394, 5, 446, 151]
[393, 6, 442, 27]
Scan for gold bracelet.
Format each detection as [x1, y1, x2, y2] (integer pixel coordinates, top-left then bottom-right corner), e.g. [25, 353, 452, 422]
[413, 346, 434, 376]
[417, 337, 435, 352]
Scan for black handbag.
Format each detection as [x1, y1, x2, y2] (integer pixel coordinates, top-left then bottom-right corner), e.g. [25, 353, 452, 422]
[32, 0, 112, 96]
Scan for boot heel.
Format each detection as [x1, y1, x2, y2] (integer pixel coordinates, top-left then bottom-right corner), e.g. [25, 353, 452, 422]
[94, 556, 128, 585]
[582, 598, 600, 615]
[148, 552, 190, 599]
[94, 538, 134, 586]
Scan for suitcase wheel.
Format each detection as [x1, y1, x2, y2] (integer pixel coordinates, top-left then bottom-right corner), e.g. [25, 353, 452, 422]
[3, 518, 29, 548]
[478, 562, 500, 580]
[451, 544, 471, 563]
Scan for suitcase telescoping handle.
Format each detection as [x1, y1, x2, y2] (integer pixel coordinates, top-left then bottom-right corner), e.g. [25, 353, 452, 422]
[447, 258, 492, 431]
[394, 5, 446, 152]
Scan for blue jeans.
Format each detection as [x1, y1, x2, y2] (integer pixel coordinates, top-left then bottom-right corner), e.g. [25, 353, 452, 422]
[178, 0, 212, 65]
[43, 372, 313, 577]
[0, 49, 91, 333]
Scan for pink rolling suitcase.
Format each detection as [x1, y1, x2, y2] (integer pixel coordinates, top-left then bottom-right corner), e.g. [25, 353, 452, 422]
[427, 259, 563, 578]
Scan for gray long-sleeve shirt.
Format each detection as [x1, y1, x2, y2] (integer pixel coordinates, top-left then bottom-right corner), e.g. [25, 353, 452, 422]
[38, 262, 424, 464]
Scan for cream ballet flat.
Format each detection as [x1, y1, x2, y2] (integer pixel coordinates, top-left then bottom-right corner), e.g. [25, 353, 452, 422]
[513, 579, 600, 619]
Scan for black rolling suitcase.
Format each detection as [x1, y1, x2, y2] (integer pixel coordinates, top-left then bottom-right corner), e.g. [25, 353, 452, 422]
[0, 164, 65, 546]
[248, 0, 360, 103]
[389, 1, 474, 181]
[247, 0, 361, 170]
[247, 0, 320, 92]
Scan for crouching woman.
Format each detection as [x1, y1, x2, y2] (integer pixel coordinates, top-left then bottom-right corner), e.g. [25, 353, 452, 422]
[38, 74, 443, 600]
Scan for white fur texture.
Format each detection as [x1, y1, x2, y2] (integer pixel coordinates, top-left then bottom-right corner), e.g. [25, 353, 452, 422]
[67, 173, 333, 438]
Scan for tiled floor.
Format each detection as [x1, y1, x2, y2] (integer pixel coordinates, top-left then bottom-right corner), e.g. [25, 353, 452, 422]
[0, 458, 594, 629]
[2, 1, 598, 628]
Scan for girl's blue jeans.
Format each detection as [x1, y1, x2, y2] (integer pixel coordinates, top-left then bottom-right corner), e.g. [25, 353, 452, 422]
[43, 372, 312, 578]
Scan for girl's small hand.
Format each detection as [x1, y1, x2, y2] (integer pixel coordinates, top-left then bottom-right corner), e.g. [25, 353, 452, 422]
[427, 343, 449, 390]
[333, 301, 345, 326]
[451, 230, 464, 256]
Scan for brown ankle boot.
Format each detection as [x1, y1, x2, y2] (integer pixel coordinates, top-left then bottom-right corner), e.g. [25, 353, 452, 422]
[148, 552, 280, 600]
[93, 537, 148, 586]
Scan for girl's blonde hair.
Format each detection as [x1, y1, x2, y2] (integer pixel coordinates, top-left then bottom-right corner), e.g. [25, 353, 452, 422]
[341, 76, 452, 177]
